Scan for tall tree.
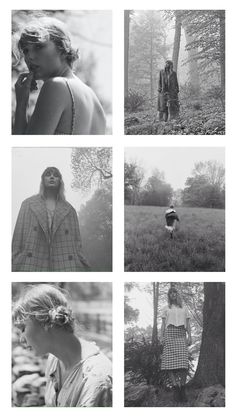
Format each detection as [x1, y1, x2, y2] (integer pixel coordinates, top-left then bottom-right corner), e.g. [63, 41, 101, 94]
[183, 24, 200, 95]
[124, 10, 131, 98]
[219, 10, 225, 106]
[172, 11, 182, 72]
[152, 282, 159, 345]
[192, 283, 225, 387]
[129, 11, 169, 98]
[124, 161, 144, 205]
[71, 148, 112, 192]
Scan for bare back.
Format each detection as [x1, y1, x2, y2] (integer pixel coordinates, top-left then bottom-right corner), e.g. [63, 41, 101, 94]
[55, 76, 106, 135]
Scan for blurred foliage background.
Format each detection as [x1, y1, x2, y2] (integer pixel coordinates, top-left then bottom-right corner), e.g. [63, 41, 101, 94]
[12, 282, 112, 406]
[12, 10, 112, 133]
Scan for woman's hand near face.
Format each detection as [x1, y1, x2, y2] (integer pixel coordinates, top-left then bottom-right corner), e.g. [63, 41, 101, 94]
[15, 72, 34, 105]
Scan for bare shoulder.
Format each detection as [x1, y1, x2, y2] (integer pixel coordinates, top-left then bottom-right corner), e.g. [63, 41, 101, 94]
[40, 77, 69, 98]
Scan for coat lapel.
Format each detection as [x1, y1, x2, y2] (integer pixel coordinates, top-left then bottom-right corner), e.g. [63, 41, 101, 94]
[51, 200, 71, 238]
[29, 195, 49, 241]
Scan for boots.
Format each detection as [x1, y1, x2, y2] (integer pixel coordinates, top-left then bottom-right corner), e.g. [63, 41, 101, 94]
[173, 385, 182, 402]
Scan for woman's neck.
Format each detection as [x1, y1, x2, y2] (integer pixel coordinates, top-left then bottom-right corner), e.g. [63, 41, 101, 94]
[48, 331, 82, 370]
[44, 64, 74, 81]
[44, 189, 58, 200]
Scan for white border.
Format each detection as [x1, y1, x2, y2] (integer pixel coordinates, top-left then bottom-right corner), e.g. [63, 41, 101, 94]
[1, 0, 235, 417]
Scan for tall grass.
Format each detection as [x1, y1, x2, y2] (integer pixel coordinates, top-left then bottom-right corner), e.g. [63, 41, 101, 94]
[125, 206, 225, 272]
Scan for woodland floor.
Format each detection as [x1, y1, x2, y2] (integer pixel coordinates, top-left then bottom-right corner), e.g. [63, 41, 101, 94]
[125, 98, 225, 135]
[125, 383, 201, 407]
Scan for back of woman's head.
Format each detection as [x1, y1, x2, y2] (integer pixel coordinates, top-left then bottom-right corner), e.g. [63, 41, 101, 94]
[17, 16, 79, 67]
[13, 284, 74, 333]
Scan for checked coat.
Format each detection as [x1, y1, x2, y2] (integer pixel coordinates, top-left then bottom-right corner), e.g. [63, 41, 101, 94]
[12, 194, 90, 272]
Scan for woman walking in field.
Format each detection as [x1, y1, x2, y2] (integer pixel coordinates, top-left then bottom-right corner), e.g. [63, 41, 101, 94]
[13, 15, 106, 135]
[12, 166, 90, 271]
[160, 286, 192, 402]
[13, 284, 112, 407]
[165, 205, 179, 239]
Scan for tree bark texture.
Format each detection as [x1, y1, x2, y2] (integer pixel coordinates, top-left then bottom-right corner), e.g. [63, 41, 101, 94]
[152, 282, 159, 345]
[124, 10, 130, 98]
[183, 26, 200, 95]
[219, 10, 225, 106]
[172, 11, 182, 72]
[192, 283, 225, 388]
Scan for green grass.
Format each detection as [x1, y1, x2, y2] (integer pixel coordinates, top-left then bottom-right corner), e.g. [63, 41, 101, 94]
[125, 206, 225, 272]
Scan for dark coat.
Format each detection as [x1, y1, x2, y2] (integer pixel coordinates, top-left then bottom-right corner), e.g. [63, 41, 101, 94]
[165, 212, 179, 227]
[158, 69, 179, 112]
[12, 194, 90, 272]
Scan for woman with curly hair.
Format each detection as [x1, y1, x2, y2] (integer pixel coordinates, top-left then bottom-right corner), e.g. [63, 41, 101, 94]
[13, 16, 106, 135]
[13, 284, 112, 407]
[160, 286, 192, 402]
[12, 166, 90, 271]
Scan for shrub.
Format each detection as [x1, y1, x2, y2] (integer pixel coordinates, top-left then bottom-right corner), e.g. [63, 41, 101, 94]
[125, 89, 146, 112]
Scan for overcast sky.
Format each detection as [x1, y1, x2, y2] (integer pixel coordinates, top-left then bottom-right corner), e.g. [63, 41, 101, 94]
[125, 147, 225, 190]
[12, 148, 93, 230]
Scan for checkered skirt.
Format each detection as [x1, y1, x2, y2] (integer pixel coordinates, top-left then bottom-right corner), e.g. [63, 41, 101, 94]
[161, 325, 188, 370]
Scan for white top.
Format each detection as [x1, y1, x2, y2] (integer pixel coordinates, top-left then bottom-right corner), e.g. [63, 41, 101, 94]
[161, 305, 190, 328]
[44, 339, 112, 407]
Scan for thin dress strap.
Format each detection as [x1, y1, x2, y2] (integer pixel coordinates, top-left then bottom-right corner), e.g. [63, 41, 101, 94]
[65, 79, 75, 135]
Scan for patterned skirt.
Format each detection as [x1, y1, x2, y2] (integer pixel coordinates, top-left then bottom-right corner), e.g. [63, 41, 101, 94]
[161, 325, 188, 370]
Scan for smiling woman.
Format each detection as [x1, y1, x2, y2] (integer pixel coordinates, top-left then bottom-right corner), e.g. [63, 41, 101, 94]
[12, 15, 106, 135]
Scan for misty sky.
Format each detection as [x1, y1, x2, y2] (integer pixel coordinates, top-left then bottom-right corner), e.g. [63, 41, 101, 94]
[12, 148, 94, 230]
[125, 147, 225, 190]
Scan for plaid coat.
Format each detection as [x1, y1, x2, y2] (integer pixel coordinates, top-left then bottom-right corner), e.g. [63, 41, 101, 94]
[12, 194, 90, 272]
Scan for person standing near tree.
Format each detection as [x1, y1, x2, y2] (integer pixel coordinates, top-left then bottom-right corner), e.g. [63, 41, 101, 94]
[157, 60, 179, 122]
[160, 286, 192, 403]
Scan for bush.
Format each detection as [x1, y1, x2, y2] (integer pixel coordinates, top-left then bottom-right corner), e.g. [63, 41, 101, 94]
[125, 89, 146, 112]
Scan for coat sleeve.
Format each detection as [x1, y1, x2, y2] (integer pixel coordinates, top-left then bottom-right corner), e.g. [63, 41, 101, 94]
[12, 201, 29, 266]
[72, 208, 91, 269]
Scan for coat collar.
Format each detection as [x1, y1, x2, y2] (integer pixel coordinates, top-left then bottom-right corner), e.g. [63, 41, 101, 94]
[29, 195, 72, 240]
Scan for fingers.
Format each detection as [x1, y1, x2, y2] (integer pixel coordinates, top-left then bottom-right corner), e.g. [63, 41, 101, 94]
[15, 72, 33, 87]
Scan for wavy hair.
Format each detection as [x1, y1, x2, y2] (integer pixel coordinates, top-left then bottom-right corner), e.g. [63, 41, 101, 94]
[39, 167, 66, 201]
[167, 286, 183, 308]
[13, 284, 74, 333]
[15, 16, 79, 68]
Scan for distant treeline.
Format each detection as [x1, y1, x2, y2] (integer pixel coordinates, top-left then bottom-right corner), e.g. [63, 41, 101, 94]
[125, 160, 225, 209]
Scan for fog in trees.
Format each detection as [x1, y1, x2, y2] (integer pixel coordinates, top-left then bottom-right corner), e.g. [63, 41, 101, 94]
[125, 10, 225, 135]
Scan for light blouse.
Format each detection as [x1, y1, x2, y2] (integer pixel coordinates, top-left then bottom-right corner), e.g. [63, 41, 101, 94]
[44, 339, 112, 407]
[161, 305, 190, 328]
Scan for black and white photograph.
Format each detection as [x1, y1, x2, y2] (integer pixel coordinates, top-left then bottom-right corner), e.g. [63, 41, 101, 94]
[12, 147, 112, 272]
[124, 282, 225, 407]
[12, 10, 112, 134]
[12, 282, 112, 407]
[125, 147, 225, 271]
[124, 10, 225, 135]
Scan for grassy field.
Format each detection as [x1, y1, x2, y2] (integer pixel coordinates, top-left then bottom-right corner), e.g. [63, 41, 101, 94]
[125, 206, 225, 272]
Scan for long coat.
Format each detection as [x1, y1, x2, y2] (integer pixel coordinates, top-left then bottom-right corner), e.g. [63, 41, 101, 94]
[12, 194, 90, 272]
[157, 69, 179, 112]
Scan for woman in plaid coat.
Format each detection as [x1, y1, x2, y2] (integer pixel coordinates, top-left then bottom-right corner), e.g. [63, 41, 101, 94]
[12, 167, 90, 272]
[160, 286, 192, 402]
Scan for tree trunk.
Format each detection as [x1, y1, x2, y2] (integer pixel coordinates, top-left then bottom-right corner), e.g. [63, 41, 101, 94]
[172, 11, 182, 72]
[152, 282, 159, 345]
[219, 10, 225, 108]
[124, 10, 130, 98]
[183, 26, 200, 95]
[191, 283, 225, 388]
[150, 24, 153, 100]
